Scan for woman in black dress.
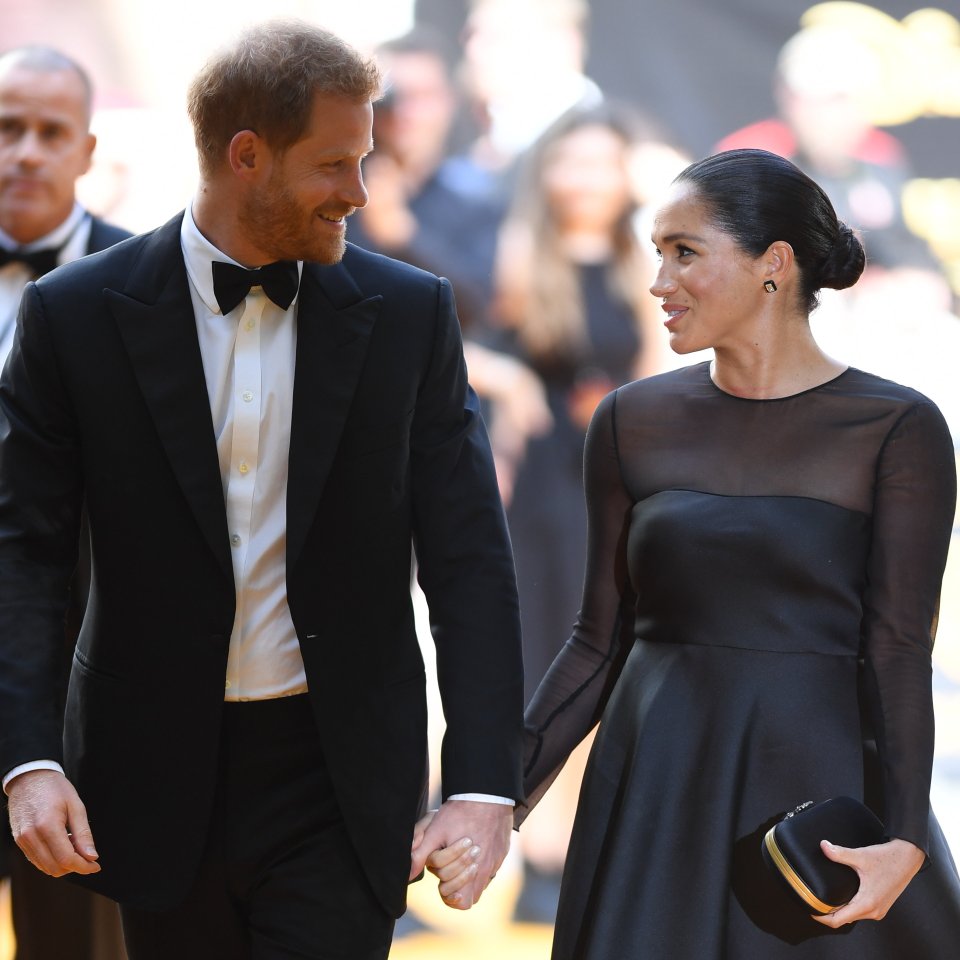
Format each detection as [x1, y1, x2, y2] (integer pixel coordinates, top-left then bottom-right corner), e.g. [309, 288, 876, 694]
[427, 148, 960, 956]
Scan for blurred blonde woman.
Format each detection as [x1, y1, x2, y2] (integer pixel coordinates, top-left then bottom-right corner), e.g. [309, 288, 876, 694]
[487, 102, 667, 920]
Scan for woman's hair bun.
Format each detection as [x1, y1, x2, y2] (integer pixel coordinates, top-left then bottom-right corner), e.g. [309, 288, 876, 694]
[818, 223, 866, 291]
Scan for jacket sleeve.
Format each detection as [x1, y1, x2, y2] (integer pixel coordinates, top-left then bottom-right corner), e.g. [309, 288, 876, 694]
[410, 277, 524, 802]
[0, 282, 84, 775]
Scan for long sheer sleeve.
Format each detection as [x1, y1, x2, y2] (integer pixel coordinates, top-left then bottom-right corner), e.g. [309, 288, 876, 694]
[860, 399, 957, 852]
[516, 389, 636, 824]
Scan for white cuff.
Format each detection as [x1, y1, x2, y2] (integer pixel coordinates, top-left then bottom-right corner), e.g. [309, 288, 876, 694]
[3, 760, 65, 795]
[448, 792, 515, 806]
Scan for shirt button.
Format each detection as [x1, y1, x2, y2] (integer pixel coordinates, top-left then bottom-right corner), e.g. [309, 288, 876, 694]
[230, 534, 241, 547]
[242, 390, 254, 402]
[245, 318, 255, 331]
[239, 462, 249, 475]
[224, 680, 232, 690]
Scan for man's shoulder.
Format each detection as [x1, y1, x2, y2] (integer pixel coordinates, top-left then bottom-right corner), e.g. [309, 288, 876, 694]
[339, 240, 440, 287]
[333, 242, 449, 307]
[41, 212, 184, 293]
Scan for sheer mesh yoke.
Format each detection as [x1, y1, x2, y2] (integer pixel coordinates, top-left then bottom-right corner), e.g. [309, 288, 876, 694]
[519, 362, 956, 849]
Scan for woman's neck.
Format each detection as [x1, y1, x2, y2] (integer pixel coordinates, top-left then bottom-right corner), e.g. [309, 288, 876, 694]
[710, 325, 846, 400]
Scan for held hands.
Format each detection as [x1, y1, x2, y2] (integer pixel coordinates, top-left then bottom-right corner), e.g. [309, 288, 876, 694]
[6, 769, 100, 877]
[410, 799, 513, 909]
[812, 836, 925, 927]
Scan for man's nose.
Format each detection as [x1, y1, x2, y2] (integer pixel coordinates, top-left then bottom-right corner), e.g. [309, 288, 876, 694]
[341, 165, 368, 210]
[10, 129, 45, 168]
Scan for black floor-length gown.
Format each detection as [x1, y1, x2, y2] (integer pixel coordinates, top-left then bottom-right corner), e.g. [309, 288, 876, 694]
[520, 362, 960, 959]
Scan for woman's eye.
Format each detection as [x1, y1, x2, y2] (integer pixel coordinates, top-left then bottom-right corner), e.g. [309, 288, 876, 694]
[677, 245, 695, 258]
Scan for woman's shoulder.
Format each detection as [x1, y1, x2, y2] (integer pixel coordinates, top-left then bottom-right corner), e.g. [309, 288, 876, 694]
[829, 368, 955, 457]
[586, 363, 711, 438]
[833, 367, 947, 418]
[613, 361, 712, 407]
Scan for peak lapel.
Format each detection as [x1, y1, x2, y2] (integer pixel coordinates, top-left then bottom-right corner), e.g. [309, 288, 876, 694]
[287, 262, 381, 572]
[106, 215, 233, 583]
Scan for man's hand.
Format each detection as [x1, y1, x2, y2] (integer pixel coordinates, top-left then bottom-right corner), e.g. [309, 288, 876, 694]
[7, 769, 100, 877]
[409, 799, 512, 909]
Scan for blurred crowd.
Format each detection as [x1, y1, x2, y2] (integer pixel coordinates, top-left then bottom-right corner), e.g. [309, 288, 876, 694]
[2, 0, 959, 955]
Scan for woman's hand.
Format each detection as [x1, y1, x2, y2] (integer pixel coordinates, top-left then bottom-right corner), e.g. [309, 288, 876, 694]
[410, 810, 484, 909]
[425, 836, 483, 908]
[812, 837, 925, 927]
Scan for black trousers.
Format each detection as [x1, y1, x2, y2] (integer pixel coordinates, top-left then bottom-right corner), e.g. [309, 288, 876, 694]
[119, 695, 394, 960]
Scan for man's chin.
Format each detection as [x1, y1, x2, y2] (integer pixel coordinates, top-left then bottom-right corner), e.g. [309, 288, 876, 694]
[302, 236, 346, 266]
[0, 203, 58, 243]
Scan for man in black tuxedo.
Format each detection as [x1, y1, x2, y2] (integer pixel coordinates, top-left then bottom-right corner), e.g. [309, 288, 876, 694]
[0, 21, 523, 960]
[0, 44, 130, 960]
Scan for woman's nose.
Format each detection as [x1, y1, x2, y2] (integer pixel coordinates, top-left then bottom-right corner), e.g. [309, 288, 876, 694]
[649, 266, 677, 299]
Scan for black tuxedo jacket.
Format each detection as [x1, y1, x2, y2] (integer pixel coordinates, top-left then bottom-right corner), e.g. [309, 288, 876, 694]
[0, 213, 131, 883]
[0, 213, 523, 916]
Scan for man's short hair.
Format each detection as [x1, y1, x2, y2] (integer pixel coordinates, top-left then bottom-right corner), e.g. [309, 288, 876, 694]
[0, 45, 93, 121]
[187, 19, 381, 177]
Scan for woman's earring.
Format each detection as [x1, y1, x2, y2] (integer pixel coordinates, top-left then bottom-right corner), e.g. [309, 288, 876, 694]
[763, 280, 777, 293]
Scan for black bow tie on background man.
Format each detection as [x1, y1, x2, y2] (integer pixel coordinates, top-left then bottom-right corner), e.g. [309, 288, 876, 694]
[0, 245, 62, 277]
[211, 259, 300, 315]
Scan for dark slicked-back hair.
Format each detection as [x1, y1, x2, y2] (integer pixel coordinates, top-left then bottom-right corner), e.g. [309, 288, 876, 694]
[0, 45, 93, 121]
[187, 20, 381, 176]
[675, 148, 865, 313]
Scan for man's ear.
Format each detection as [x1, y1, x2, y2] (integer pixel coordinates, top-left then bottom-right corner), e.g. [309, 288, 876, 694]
[227, 130, 266, 180]
[80, 132, 96, 176]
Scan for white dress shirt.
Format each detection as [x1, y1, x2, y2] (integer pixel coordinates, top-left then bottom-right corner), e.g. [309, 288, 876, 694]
[181, 205, 308, 701]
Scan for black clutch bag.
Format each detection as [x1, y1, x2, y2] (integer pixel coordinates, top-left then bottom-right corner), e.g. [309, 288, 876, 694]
[761, 797, 886, 914]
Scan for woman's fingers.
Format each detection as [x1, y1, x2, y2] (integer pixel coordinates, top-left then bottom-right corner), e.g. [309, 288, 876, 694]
[426, 837, 480, 880]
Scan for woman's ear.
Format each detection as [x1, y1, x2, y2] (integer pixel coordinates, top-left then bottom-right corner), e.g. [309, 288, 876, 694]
[764, 240, 794, 288]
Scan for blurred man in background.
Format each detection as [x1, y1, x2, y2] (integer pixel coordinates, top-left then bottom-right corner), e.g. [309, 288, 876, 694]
[348, 26, 502, 335]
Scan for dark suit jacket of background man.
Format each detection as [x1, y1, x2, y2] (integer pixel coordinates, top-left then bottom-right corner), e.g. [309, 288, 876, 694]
[0, 211, 524, 918]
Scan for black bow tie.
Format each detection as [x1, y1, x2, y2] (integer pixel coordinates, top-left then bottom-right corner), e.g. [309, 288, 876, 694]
[0, 245, 62, 277]
[211, 259, 300, 315]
